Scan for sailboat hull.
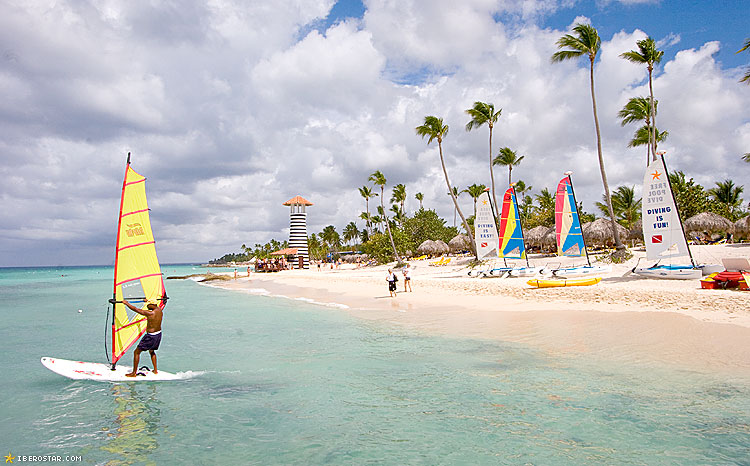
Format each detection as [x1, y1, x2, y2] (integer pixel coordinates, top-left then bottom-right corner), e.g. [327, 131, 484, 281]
[41, 357, 182, 382]
[633, 265, 702, 280]
[549, 264, 612, 278]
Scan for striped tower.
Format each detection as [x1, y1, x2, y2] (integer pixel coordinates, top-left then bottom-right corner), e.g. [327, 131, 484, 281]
[283, 195, 313, 269]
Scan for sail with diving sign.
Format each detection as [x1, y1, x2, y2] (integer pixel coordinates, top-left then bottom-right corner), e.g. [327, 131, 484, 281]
[474, 191, 499, 259]
[641, 156, 690, 260]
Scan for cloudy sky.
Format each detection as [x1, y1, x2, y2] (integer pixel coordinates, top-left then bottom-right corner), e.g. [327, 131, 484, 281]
[1, 0, 748, 266]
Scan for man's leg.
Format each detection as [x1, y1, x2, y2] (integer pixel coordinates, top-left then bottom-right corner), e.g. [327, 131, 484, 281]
[126, 348, 142, 377]
[150, 350, 158, 374]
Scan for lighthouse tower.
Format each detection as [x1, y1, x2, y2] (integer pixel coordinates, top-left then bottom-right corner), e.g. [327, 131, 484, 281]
[283, 195, 313, 269]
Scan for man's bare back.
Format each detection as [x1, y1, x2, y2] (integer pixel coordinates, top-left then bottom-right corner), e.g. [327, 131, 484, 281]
[122, 299, 164, 377]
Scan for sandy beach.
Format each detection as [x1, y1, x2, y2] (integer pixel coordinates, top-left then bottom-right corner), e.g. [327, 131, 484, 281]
[212, 244, 750, 373]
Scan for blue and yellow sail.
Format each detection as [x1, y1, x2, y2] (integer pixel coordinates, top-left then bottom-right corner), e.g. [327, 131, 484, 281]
[555, 176, 586, 257]
[498, 187, 526, 259]
[111, 158, 166, 364]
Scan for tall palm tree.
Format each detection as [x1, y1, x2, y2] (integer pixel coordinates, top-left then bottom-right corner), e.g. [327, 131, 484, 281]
[320, 225, 340, 252]
[620, 37, 664, 161]
[628, 125, 668, 150]
[493, 147, 524, 185]
[448, 186, 460, 227]
[463, 184, 487, 218]
[737, 38, 750, 84]
[358, 186, 377, 235]
[618, 96, 658, 165]
[391, 183, 407, 215]
[368, 170, 401, 262]
[343, 221, 359, 248]
[465, 102, 503, 212]
[595, 185, 642, 229]
[416, 116, 477, 259]
[552, 23, 625, 251]
[415, 192, 424, 209]
[709, 179, 744, 218]
[534, 188, 556, 227]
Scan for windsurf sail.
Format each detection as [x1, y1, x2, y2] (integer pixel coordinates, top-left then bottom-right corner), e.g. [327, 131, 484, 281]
[111, 154, 166, 366]
[641, 155, 692, 262]
[474, 191, 499, 259]
[555, 175, 588, 263]
[498, 187, 526, 260]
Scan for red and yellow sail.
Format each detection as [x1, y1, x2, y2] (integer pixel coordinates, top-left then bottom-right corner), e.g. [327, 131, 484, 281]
[112, 161, 166, 364]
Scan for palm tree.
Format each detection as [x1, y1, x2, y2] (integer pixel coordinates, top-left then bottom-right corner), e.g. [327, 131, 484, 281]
[320, 225, 340, 252]
[595, 185, 642, 229]
[744, 153, 750, 163]
[391, 183, 407, 215]
[463, 184, 487, 218]
[465, 102, 502, 212]
[493, 147, 524, 186]
[621, 37, 664, 161]
[358, 186, 377, 235]
[534, 188, 555, 227]
[709, 179, 744, 218]
[416, 116, 477, 259]
[415, 192, 424, 209]
[368, 170, 401, 262]
[448, 186, 460, 226]
[343, 221, 359, 247]
[618, 96, 658, 165]
[552, 23, 625, 251]
[628, 125, 668, 150]
[737, 38, 750, 84]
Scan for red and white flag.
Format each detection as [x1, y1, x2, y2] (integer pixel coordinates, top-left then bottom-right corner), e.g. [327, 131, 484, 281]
[651, 235, 662, 244]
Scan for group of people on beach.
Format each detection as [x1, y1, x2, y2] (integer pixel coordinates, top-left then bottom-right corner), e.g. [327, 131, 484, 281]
[386, 263, 412, 297]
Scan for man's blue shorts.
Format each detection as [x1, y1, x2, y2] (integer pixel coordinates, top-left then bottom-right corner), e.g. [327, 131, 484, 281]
[138, 332, 162, 351]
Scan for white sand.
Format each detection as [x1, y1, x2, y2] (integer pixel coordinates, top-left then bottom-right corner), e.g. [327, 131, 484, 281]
[213, 244, 750, 373]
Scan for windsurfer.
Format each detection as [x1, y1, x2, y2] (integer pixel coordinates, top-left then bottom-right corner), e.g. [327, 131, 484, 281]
[122, 299, 163, 377]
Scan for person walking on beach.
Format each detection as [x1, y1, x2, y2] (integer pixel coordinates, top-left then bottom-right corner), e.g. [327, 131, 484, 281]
[402, 263, 412, 292]
[386, 268, 398, 297]
[122, 299, 163, 377]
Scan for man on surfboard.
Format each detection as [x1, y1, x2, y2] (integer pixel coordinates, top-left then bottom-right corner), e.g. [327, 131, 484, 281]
[122, 299, 163, 377]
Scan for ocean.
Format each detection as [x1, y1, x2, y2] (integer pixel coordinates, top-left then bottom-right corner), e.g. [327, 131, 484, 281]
[1, 265, 749, 465]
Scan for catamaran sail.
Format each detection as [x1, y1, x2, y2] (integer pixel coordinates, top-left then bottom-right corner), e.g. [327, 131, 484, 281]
[550, 174, 611, 277]
[474, 191, 499, 259]
[499, 187, 526, 259]
[111, 155, 167, 366]
[634, 154, 700, 279]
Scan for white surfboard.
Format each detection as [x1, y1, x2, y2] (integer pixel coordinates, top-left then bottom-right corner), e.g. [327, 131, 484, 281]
[41, 357, 182, 382]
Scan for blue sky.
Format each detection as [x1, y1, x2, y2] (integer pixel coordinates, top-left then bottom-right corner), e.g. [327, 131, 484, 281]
[0, 0, 748, 266]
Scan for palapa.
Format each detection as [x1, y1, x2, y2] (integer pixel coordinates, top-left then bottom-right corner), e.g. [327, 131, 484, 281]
[628, 218, 643, 240]
[582, 218, 628, 246]
[525, 225, 551, 246]
[434, 240, 450, 254]
[417, 240, 438, 255]
[734, 215, 750, 234]
[448, 234, 471, 252]
[683, 212, 734, 234]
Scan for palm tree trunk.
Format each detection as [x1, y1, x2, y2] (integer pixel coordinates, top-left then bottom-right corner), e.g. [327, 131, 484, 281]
[439, 142, 478, 259]
[380, 187, 401, 263]
[589, 57, 625, 250]
[365, 199, 371, 235]
[508, 167, 512, 186]
[648, 66, 657, 162]
[489, 125, 499, 222]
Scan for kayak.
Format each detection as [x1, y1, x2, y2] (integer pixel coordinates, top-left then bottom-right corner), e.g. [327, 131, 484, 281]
[527, 277, 602, 288]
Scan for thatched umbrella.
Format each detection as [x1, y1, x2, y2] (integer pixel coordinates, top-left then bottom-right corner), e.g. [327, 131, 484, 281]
[525, 226, 550, 247]
[448, 234, 471, 252]
[628, 218, 643, 240]
[734, 216, 750, 234]
[541, 227, 557, 247]
[683, 212, 734, 234]
[417, 240, 438, 255]
[582, 218, 628, 247]
[434, 240, 450, 255]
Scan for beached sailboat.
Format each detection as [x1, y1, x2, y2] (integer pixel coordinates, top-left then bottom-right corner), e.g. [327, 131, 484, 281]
[42, 154, 178, 381]
[487, 186, 542, 277]
[633, 154, 701, 280]
[468, 190, 501, 277]
[547, 172, 611, 278]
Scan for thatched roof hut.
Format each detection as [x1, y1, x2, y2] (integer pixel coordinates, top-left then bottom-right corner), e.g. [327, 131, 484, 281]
[541, 227, 557, 247]
[448, 234, 471, 252]
[525, 226, 551, 246]
[628, 218, 643, 240]
[734, 216, 750, 234]
[683, 212, 734, 234]
[582, 218, 628, 246]
[434, 240, 450, 254]
[417, 240, 438, 255]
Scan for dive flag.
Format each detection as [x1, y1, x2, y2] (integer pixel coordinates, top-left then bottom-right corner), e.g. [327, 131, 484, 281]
[651, 235, 663, 244]
[480, 242, 488, 248]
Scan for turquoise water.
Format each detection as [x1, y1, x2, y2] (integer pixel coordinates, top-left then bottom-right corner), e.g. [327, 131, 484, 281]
[1, 265, 749, 465]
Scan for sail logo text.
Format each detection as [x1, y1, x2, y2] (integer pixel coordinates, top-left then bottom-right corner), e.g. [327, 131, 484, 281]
[125, 223, 145, 237]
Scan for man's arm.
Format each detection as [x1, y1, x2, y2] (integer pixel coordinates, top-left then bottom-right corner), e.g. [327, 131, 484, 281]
[122, 300, 154, 317]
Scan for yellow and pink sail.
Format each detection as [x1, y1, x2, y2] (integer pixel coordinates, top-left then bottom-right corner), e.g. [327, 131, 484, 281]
[111, 156, 166, 365]
[555, 175, 587, 259]
[498, 187, 526, 259]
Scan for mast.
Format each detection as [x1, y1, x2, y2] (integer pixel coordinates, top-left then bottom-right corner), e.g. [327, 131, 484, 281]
[110, 152, 131, 369]
[485, 187, 507, 267]
[659, 152, 696, 267]
[510, 184, 530, 267]
[565, 172, 591, 267]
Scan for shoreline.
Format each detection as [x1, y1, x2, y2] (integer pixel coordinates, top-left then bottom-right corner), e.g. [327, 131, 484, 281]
[208, 244, 750, 374]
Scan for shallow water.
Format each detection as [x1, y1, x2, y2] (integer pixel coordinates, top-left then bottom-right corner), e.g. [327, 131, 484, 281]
[2, 265, 749, 465]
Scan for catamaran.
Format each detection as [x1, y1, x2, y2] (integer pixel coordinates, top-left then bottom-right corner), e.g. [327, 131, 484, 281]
[468, 190, 502, 277]
[633, 154, 702, 280]
[546, 172, 611, 278]
[42, 154, 178, 381]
